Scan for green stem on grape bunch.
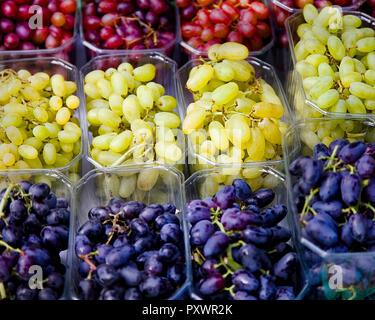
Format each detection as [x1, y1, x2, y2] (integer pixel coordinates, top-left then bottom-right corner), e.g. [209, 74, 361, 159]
[347, 165, 356, 174]
[362, 179, 370, 188]
[342, 206, 358, 215]
[0, 283, 6, 300]
[224, 285, 235, 297]
[363, 203, 375, 218]
[0, 240, 22, 254]
[331, 160, 343, 173]
[193, 248, 206, 265]
[324, 145, 339, 171]
[301, 188, 319, 217]
[212, 220, 226, 233]
[0, 185, 14, 219]
[260, 269, 269, 275]
[224, 242, 245, 272]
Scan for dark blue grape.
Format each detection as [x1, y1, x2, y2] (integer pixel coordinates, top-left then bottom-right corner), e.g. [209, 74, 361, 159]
[232, 269, 259, 292]
[46, 272, 64, 293]
[100, 288, 122, 300]
[340, 222, 354, 248]
[139, 276, 172, 298]
[23, 214, 42, 234]
[38, 288, 58, 300]
[233, 291, 257, 300]
[88, 206, 110, 222]
[145, 253, 164, 276]
[190, 220, 215, 246]
[349, 213, 368, 244]
[9, 199, 27, 223]
[200, 259, 221, 277]
[130, 218, 149, 236]
[78, 220, 103, 242]
[340, 174, 361, 207]
[159, 243, 180, 263]
[78, 261, 91, 277]
[124, 287, 142, 300]
[253, 188, 275, 208]
[275, 286, 295, 300]
[95, 264, 119, 287]
[79, 279, 99, 300]
[121, 201, 146, 219]
[112, 235, 129, 248]
[242, 226, 272, 245]
[186, 205, 211, 225]
[119, 263, 142, 286]
[312, 200, 343, 219]
[105, 245, 134, 268]
[245, 204, 260, 214]
[25, 234, 42, 248]
[139, 204, 163, 223]
[0, 257, 10, 282]
[29, 183, 50, 201]
[2, 225, 21, 247]
[261, 205, 287, 227]
[40, 226, 66, 251]
[160, 223, 181, 243]
[133, 234, 154, 254]
[326, 243, 349, 253]
[32, 201, 49, 219]
[46, 208, 69, 226]
[221, 208, 251, 231]
[290, 157, 323, 186]
[338, 141, 366, 164]
[213, 185, 235, 210]
[203, 231, 229, 258]
[167, 263, 184, 285]
[319, 172, 341, 201]
[45, 193, 57, 209]
[75, 234, 92, 256]
[232, 178, 252, 201]
[329, 138, 349, 155]
[259, 274, 276, 300]
[363, 177, 375, 204]
[18, 180, 32, 193]
[202, 197, 218, 210]
[56, 198, 69, 208]
[162, 203, 176, 214]
[270, 226, 291, 243]
[94, 244, 112, 264]
[155, 213, 179, 229]
[198, 274, 225, 296]
[305, 216, 338, 248]
[356, 155, 375, 178]
[273, 252, 297, 280]
[313, 143, 330, 159]
[239, 243, 264, 273]
[16, 285, 37, 300]
[367, 221, 375, 244]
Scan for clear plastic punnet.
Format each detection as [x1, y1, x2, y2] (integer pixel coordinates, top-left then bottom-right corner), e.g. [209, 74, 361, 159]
[285, 9, 375, 120]
[179, 0, 276, 60]
[67, 164, 190, 300]
[184, 166, 308, 300]
[80, 52, 185, 171]
[178, 56, 293, 175]
[0, 3, 80, 63]
[80, 2, 180, 59]
[0, 57, 86, 181]
[283, 117, 375, 300]
[0, 169, 74, 300]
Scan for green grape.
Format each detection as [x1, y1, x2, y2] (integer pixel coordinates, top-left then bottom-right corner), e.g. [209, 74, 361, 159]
[297, 23, 312, 38]
[365, 70, 375, 85]
[2, 113, 22, 128]
[186, 64, 214, 91]
[136, 85, 154, 110]
[146, 82, 164, 101]
[216, 42, 249, 61]
[133, 64, 156, 82]
[318, 62, 335, 78]
[154, 112, 181, 129]
[357, 37, 375, 53]
[367, 52, 375, 70]
[304, 38, 326, 55]
[316, 89, 339, 109]
[305, 54, 329, 67]
[329, 99, 347, 113]
[365, 99, 375, 110]
[294, 40, 309, 61]
[222, 60, 254, 82]
[303, 77, 319, 91]
[340, 72, 362, 88]
[92, 133, 116, 150]
[346, 95, 367, 113]
[157, 95, 177, 112]
[339, 56, 355, 78]
[303, 4, 318, 24]
[212, 82, 239, 105]
[356, 28, 375, 39]
[309, 76, 333, 99]
[97, 78, 113, 99]
[43, 143, 57, 165]
[327, 36, 345, 60]
[296, 61, 317, 78]
[109, 130, 133, 153]
[343, 15, 361, 28]
[349, 82, 375, 99]
[111, 72, 128, 96]
[122, 95, 141, 122]
[311, 25, 330, 44]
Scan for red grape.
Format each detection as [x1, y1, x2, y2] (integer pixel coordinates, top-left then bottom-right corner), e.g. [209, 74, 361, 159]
[33, 0, 48, 7]
[83, 3, 96, 16]
[213, 24, 229, 39]
[105, 34, 124, 49]
[145, 10, 159, 26]
[150, 0, 167, 14]
[99, 0, 117, 14]
[15, 22, 32, 41]
[85, 30, 100, 44]
[20, 41, 36, 50]
[250, 34, 263, 51]
[100, 26, 115, 41]
[182, 22, 202, 38]
[175, 0, 191, 8]
[17, 4, 32, 21]
[186, 36, 203, 49]
[49, 25, 63, 40]
[227, 30, 243, 43]
[249, 2, 269, 20]
[4, 33, 19, 49]
[61, 31, 73, 45]
[45, 34, 60, 49]
[240, 9, 258, 25]
[314, 0, 332, 8]
[181, 4, 196, 21]
[220, 2, 239, 21]
[209, 9, 231, 25]
[201, 27, 214, 42]
[255, 21, 271, 38]
[275, 10, 288, 26]
[32, 27, 49, 44]
[117, 2, 135, 15]
[2, 1, 17, 18]
[237, 21, 256, 38]
[197, 0, 215, 5]
[295, 0, 314, 8]
[60, 0, 77, 14]
[196, 9, 211, 27]
[48, 0, 60, 13]
[51, 12, 66, 28]
[0, 18, 15, 33]
[101, 13, 118, 26]
[63, 14, 75, 31]
[137, 0, 150, 10]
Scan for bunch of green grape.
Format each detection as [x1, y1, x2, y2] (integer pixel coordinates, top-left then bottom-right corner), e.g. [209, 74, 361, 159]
[295, 4, 375, 116]
[84, 62, 183, 167]
[182, 42, 288, 173]
[0, 68, 81, 170]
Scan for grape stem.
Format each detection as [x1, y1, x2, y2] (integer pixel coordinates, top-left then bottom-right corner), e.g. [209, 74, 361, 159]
[0, 282, 6, 300]
[224, 284, 235, 297]
[300, 188, 319, 218]
[0, 240, 22, 254]
[0, 184, 14, 219]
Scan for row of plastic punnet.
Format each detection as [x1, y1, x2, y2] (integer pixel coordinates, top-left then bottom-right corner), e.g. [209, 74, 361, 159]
[283, 116, 375, 300]
[0, 2, 80, 63]
[177, 56, 294, 176]
[0, 56, 87, 181]
[79, 0, 181, 60]
[285, 9, 375, 119]
[178, 0, 276, 60]
[184, 165, 310, 300]
[80, 52, 186, 173]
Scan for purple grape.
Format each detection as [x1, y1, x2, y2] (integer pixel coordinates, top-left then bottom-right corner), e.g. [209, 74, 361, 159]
[203, 231, 229, 258]
[259, 274, 276, 300]
[198, 274, 225, 296]
[232, 178, 252, 201]
[232, 269, 259, 292]
[338, 141, 366, 164]
[349, 213, 368, 244]
[311, 200, 343, 220]
[190, 220, 215, 246]
[355, 155, 375, 178]
[319, 172, 341, 202]
[213, 185, 235, 210]
[340, 174, 361, 207]
[313, 143, 330, 159]
[273, 253, 297, 280]
[185, 205, 211, 225]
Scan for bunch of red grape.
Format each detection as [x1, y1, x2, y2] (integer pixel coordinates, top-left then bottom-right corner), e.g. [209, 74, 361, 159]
[82, 0, 176, 52]
[0, 0, 76, 51]
[177, 0, 272, 54]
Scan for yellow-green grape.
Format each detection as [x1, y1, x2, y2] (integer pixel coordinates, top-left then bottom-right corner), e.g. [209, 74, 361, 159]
[303, 3, 318, 24]
[24, 137, 43, 150]
[304, 38, 326, 55]
[60, 143, 73, 153]
[225, 114, 251, 148]
[33, 107, 49, 123]
[327, 36, 345, 60]
[98, 108, 121, 128]
[182, 108, 206, 135]
[213, 62, 235, 82]
[212, 82, 239, 105]
[209, 121, 229, 151]
[246, 127, 265, 161]
[29, 73, 49, 90]
[21, 86, 40, 101]
[146, 82, 164, 100]
[65, 81, 77, 95]
[110, 71, 128, 96]
[92, 133, 116, 150]
[122, 96, 141, 124]
[200, 140, 216, 155]
[367, 52, 375, 70]
[118, 62, 133, 74]
[296, 61, 317, 78]
[43, 143, 57, 165]
[131, 119, 153, 142]
[157, 95, 177, 112]
[330, 99, 347, 113]
[223, 60, 254, 82]
[18, 144, 38, 160]
[108, 93, 124, 116]
[365, 70, 375, 85]
[49, 95, 63, 111]
[346, 95, 367, 113]
[316, 89, 340, 109]
[252, 102, 283, 119]
[137, 168, 159, 191]
[2, 113, 22, 128]
[3, 153, 15, 166]
[343, 15, 361, 28]
[305, 54, 329, 67]
[353, 58, 366, 74]
[216, 42, 249, 61]
[6, 126, 23, 145]
[189, 130, 206, 145]
[309, 76, 333, 100]
[110, 131, 133, 153]
[97, 78, 113, 99]
[66, 95, 80, 110]
[85, 70, 105, 84]
[342, 30, 357, 57]
[318, 62, 335, 78]
[56, 107, 71, 125]
[84, 83, 101, 99]
[294, 40, 309, 61]
[155, 141, 182, 163]
[340, 72, 362, 88]
[303, 77, 319, 91]
[357, 37, 375, 53]
[50, 74, 66, 97]
[17, 69, 31, 80]
[236, 97, 255, 113]
[365, 100, 375, 110]
[154, 112, 181, 129]
[119, 175, 137, 198]
[58, 130, 80, 144]
[136, 85, 154, 110]
[258, 118, 282, 145]
[97, 151, 122, 166]
[133, 64, 156, 82]
[356, 28, 375, 39]
[186, 64, 214, 91]
[349, 82, 375, 99]
[297, 23, 312, 38]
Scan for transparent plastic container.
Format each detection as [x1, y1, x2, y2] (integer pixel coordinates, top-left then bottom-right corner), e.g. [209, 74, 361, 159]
[80, 2, 180, 59]
[283, 117, 375, 299]
[80, 52, 185, 171]
[0, 57, 86, 181]
[0, 169, 74, 300]
[184, 165, 308, 300]
[67, 164, 190, 300]
[179, 0, 276, 60]
[178, 57, 293, 175]
[285, 10, 375, 119]
[0, 3, 80, 63]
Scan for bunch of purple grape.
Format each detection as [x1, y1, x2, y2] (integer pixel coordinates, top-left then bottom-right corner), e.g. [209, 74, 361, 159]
[75, 198, 185, 300]
[0, 181, 70, 300]
[187, 178, 298, 300]
[82, 0, 176, 51]
[291, 139, 375, 252]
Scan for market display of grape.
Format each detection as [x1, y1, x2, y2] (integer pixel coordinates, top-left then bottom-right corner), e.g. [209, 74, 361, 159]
[292, 4, 375, 116]
[84, 62, 183, 167]
[82, 0, 176, 52]
[182, 42, 287, 168]
[187, 178, 298, 300]
[74, 198, 185, 300]
[0, 181, 70, 300]
[177, 0, 272, 55]
[0, 0, 76, 51]
[0, 68, 81, 169]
